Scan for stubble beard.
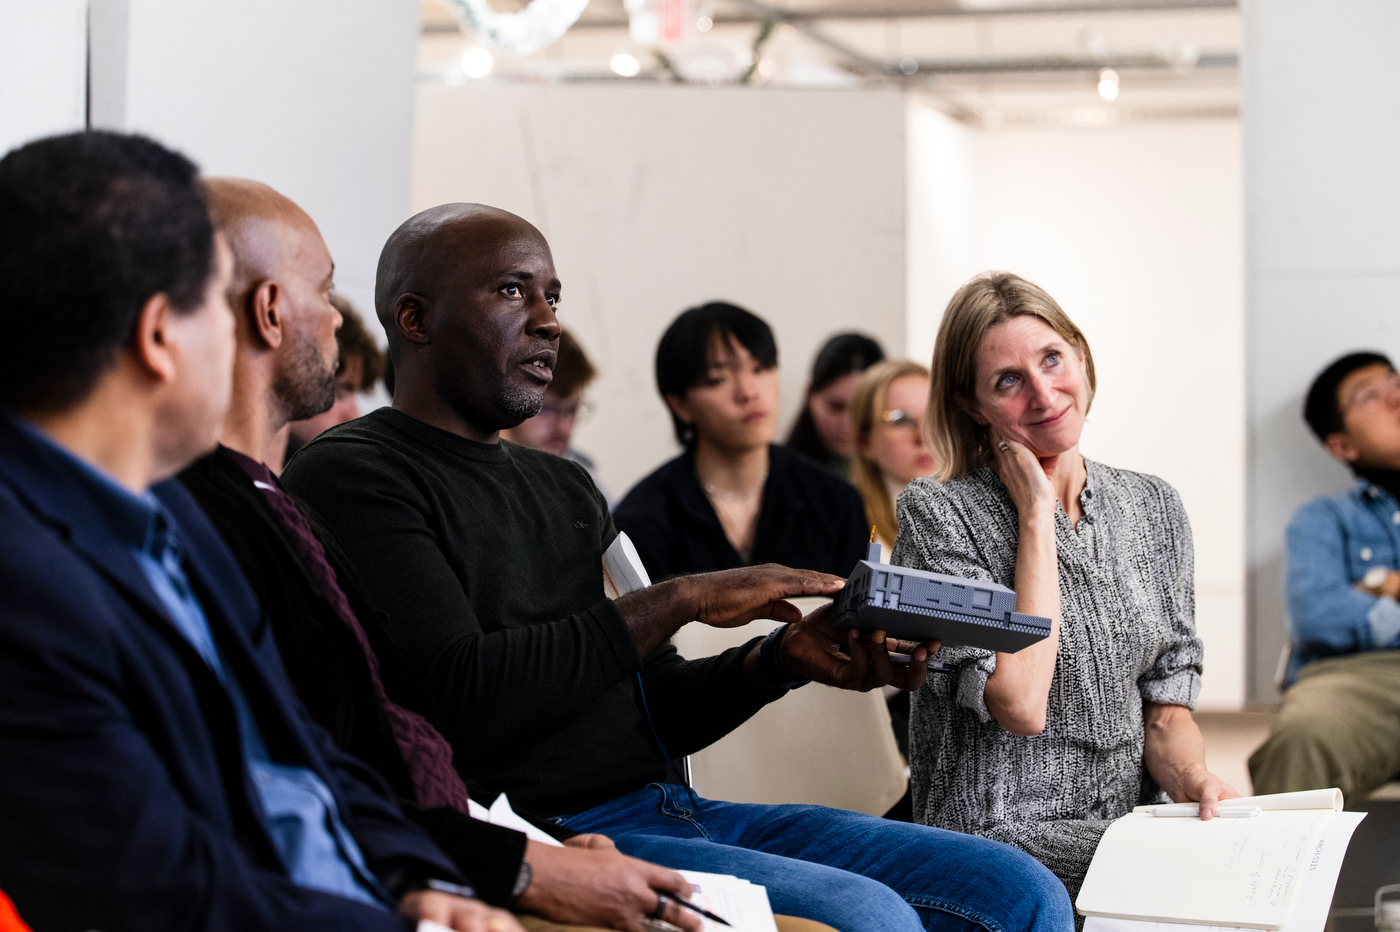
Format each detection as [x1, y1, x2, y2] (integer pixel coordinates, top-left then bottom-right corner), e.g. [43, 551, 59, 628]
[276, 329, 338, 424]
[497, 378, 546, 425]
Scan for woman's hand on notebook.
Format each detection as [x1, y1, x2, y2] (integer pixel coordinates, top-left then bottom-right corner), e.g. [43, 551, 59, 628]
[1173, 768, 1243, 820]
[1144, 702, 1243, 819]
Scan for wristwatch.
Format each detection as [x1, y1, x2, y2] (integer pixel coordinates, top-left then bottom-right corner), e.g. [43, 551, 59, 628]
[1362, 566, 1389, 596]
[511, 859, 533, 904]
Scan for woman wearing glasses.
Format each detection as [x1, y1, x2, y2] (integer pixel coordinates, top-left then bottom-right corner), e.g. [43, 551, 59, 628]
[849, 360, 938, 562]
[894, 272, 1238, 907]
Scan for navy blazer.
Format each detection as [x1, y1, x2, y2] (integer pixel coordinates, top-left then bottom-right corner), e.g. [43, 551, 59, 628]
[0, 415, 457, 932]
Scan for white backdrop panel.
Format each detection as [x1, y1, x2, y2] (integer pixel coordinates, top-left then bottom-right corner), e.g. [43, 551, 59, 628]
[414, 84, 908, 499]
[1244, 0, 1400, 702]
[907, 110, 1246, 709]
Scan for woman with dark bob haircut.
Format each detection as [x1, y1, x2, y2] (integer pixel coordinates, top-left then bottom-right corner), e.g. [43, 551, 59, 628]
[785, 332, 885, 479]
[614, 302, 868, 581]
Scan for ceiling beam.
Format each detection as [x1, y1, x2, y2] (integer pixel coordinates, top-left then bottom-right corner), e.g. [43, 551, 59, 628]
[909, 50, 1237, 74]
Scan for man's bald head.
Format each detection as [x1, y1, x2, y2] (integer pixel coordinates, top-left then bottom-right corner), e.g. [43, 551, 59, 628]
[203, 178, 342, 428]
[373, 203, 561, 442]
[204, 178, 324, 298]
[374, 203, 546, 341]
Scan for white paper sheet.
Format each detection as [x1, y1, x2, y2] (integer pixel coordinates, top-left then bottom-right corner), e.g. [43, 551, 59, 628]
[1083, 811, 1367, 932]
[466, 793, 565, 847]
[676, 869, 780, 932]
[603, 531, 652, 598]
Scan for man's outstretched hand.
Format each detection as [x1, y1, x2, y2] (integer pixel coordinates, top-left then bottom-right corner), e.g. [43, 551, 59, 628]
[616, 563, 844, 656]
[688, 564, 844, 628]
[776, 602, 940, 692]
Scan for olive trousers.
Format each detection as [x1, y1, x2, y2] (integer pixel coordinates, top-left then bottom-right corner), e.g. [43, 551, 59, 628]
[1249, 650, 1400, 804]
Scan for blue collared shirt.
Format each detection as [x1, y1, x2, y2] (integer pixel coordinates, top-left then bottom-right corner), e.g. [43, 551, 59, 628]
[14, 418, 388, 909]
[1285, 478, 1400, 685]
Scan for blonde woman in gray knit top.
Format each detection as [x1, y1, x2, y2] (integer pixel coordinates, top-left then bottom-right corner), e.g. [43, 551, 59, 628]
[891, 272, 1239, 901]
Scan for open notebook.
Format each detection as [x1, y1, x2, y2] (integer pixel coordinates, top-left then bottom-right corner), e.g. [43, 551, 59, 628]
[1077, 789, 1356, 930]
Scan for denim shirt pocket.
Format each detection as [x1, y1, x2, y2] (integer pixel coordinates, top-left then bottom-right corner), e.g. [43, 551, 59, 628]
[1347, 501, 1400, 580]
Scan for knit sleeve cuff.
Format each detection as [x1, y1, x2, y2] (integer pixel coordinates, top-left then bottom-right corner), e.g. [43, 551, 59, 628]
[1138, 667, 1202, 709]
[1368, 596, 1400, 649]
[953, 650, 998, 724]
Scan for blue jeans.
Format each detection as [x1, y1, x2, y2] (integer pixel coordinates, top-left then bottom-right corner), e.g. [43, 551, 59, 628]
[559, 784, 1073, 932]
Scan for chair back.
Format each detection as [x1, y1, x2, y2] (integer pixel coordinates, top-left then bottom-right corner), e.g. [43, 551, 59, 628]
[673, 598, 908, 816]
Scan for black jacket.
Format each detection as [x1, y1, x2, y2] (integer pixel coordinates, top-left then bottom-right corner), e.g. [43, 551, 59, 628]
[614, 444, 869, 580]
[179, 446, 538, 907]
[0, 417, 457, 932]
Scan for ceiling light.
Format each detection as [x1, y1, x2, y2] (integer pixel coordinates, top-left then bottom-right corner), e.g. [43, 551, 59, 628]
[1097, 68, 1119, 101]
[609, 52, 642, 77]
[461, 47, 494, 79]
[696, 15, 713, 32]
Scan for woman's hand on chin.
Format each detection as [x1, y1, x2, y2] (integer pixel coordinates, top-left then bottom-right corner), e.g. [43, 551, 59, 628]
[991, 433, 1057, 521]
[1174, 768, 1243, 820]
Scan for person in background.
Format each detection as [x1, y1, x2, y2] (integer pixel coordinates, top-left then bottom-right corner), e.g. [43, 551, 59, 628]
[502, 329, 610, 505]
[850, 360, 938, 561]
[0, 131, 504, 932]
[895, 272, 1237, 905]
[848, 359, 938, 796]
[283, 204, 1075, 932]
[284, 294, 385, 464]
[785, 332, 885, 479]
[1249, 351, 1400, 802]
[614, 303, 869, 581]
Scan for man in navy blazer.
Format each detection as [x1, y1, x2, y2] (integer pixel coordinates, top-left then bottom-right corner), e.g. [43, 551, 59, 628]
[0, 132, 518, 932]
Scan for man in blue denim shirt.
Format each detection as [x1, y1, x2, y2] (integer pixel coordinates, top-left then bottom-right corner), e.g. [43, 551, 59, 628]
[1249, 352, 1400, 802]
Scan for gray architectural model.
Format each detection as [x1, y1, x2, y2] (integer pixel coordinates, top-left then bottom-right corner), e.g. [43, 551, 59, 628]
[833, 545, 1052, 653]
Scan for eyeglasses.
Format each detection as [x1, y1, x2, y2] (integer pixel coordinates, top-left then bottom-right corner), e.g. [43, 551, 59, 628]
[1343, 373, 1400, 415]
[537, 398, 595, 422]
[881, 409, 922, 431]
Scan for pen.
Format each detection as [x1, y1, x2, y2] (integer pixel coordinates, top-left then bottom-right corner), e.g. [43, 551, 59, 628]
[657, 891, 733, 927]
[1149, 804, 1262, 818]
[835, 641, 956, 674]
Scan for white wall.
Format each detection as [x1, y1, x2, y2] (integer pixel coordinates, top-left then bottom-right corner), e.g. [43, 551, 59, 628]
[0, 0, 87, 156]
[414, 85, 908, 499]
[88, 0, 421, 316]
[1243, 0, 1400, 703]
[908, 104, 1247, 709]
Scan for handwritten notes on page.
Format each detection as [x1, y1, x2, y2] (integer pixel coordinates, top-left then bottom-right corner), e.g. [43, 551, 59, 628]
[1077, 808, 1337, 929]
[1082, 811, 1366, 932]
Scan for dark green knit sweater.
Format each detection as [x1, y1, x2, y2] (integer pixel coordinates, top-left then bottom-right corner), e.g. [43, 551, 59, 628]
[283, 408, 781, 816]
